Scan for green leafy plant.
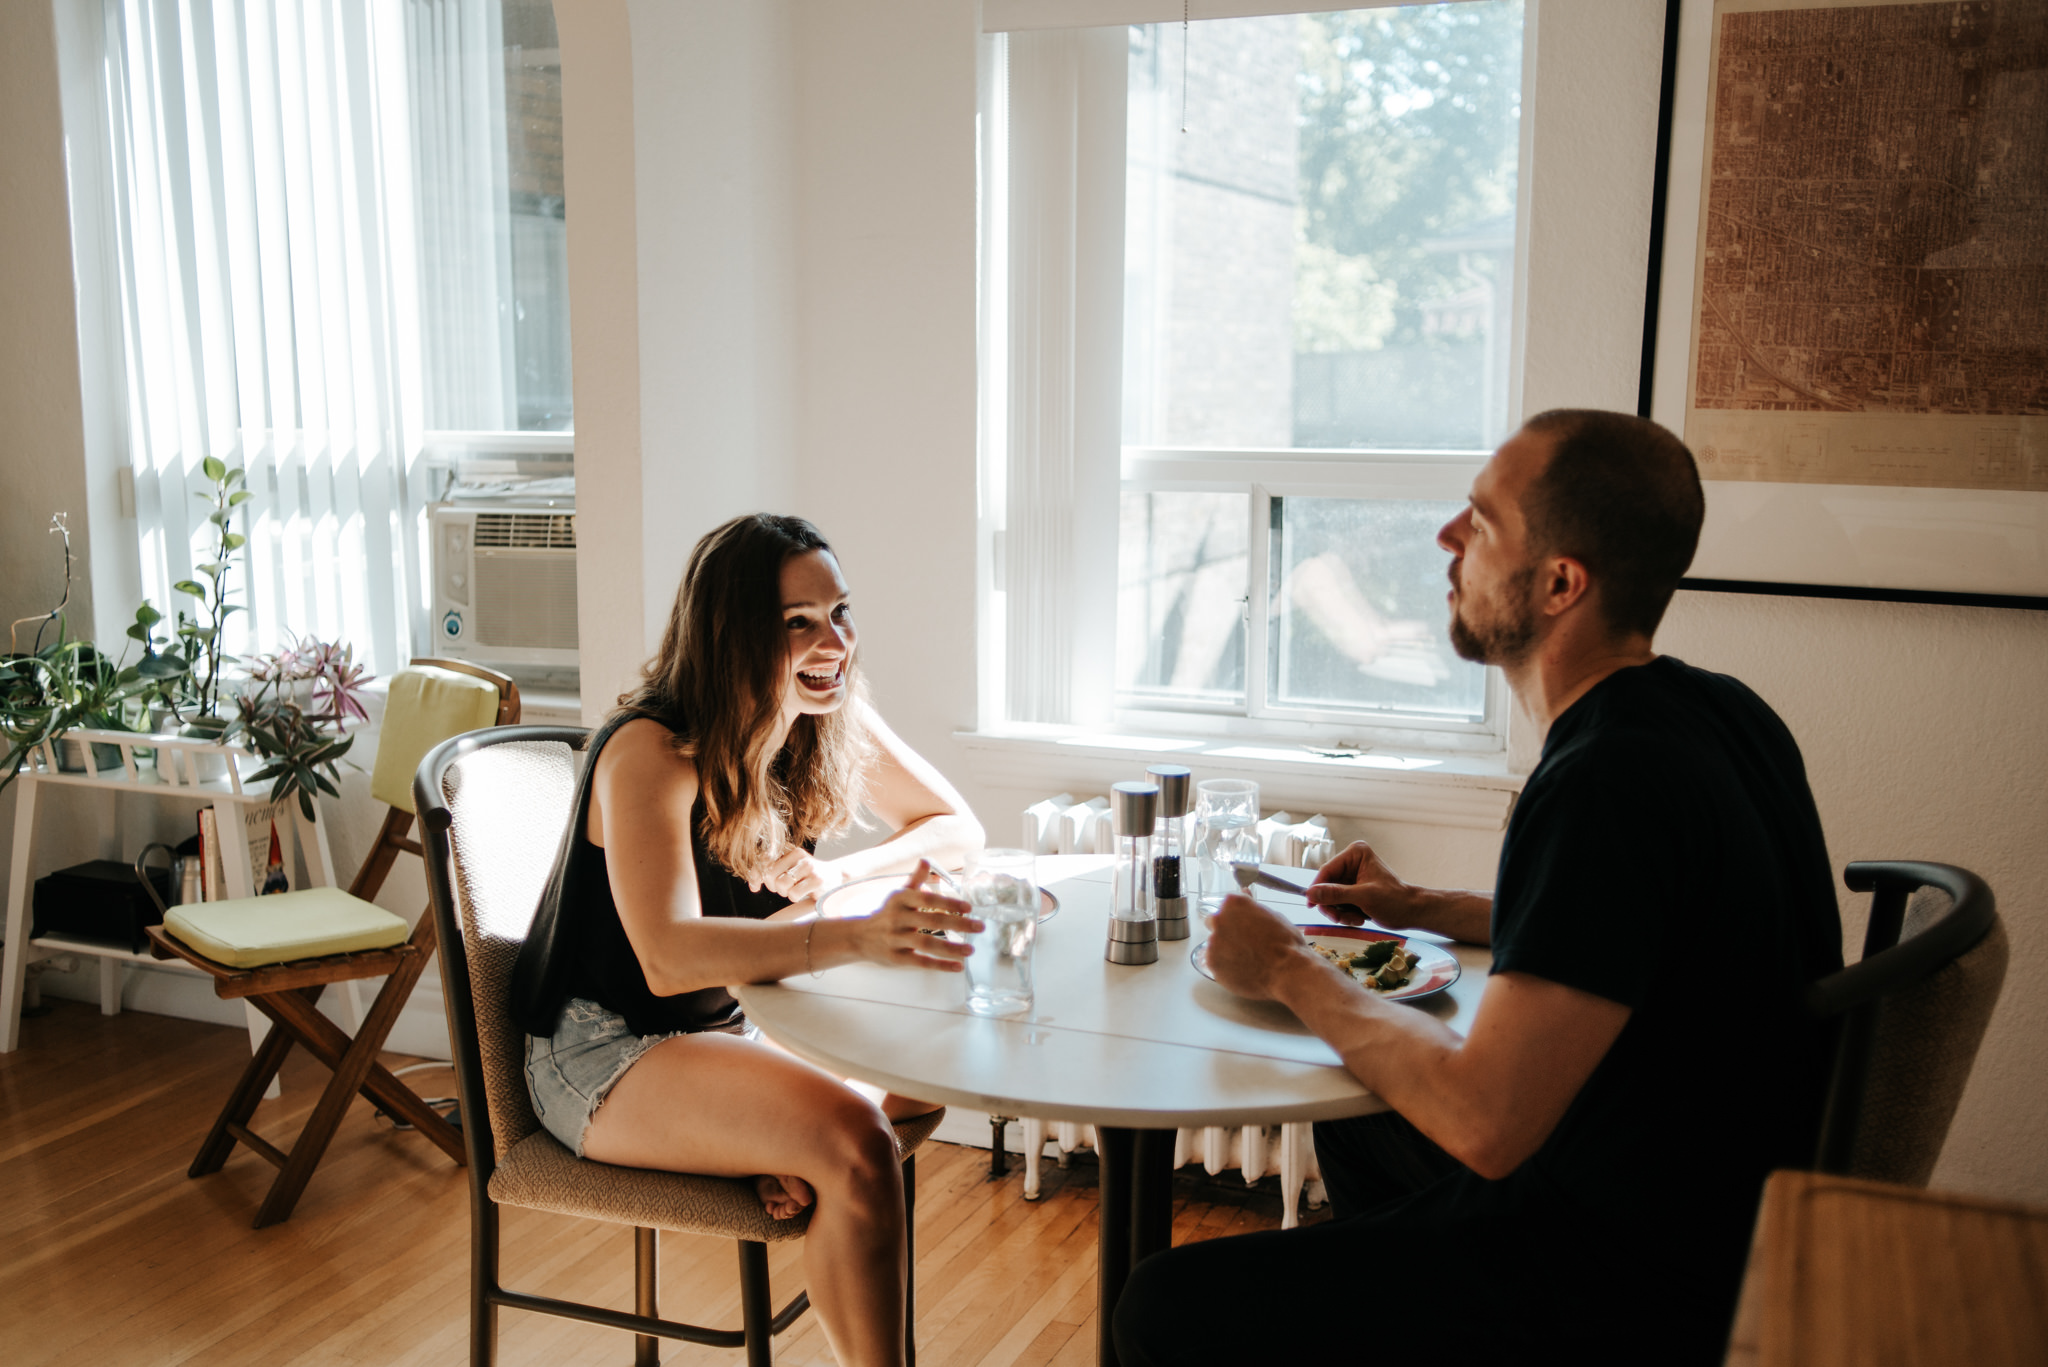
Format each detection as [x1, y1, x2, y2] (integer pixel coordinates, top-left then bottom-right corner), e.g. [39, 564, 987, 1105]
[168, 456, 253, 722]
[1, 518, 156, 797]
[222, 637, 375, 820]
[123, 599, 194, 719]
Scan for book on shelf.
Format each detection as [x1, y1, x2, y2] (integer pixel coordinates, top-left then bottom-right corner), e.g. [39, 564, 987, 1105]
[196, 803, 295, 900]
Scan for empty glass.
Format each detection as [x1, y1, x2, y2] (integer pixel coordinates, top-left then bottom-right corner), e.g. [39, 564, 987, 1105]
[1193, 779, 1261, 914]
[954, 848, 1039, 1017]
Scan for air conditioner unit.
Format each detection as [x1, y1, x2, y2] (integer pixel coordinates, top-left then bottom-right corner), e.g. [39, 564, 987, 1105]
[429, 503, 579, 667]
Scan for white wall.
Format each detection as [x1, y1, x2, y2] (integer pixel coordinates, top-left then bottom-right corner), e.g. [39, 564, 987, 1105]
[1658, 593, 2048, 1201]
[0, 0, 95, 642]
[0, 0, 115, 933]
[629, 0, 802, 650]
[555, 0, 646, 719]
[558, 0, 805, 720]
[790, 0, 982, 783]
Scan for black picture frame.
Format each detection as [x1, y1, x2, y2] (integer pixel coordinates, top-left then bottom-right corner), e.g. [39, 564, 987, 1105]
[1639, 0, 2048, 613]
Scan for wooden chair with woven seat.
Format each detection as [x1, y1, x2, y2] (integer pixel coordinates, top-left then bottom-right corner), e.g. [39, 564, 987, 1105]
[417, 725, 943, 1367]
[146, 659, 519, 1228]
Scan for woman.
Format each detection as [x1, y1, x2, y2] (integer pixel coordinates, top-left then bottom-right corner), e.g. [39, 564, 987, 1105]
[512, 513, 985, 1367]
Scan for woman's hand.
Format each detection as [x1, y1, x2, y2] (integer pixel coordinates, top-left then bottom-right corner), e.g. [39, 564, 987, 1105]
[838, 861, 979, 972]
[755, 847, 847, 903]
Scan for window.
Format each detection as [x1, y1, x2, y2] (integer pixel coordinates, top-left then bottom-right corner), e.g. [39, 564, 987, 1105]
[99, 0, 571, 675]
[412, 0, 572, 435]
[982, 2, 1523, 749]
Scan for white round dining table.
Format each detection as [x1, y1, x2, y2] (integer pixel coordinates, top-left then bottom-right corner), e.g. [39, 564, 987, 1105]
[736, 854, 1493, 1366]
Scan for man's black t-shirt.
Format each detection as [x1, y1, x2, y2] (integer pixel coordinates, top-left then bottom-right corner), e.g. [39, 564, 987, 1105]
[1471, 655, 1842, 1348]
[1110, 657, 1844, 1367]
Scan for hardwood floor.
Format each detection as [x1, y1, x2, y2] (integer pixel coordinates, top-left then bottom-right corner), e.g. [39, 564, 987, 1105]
[1, 999, 1292, 1366]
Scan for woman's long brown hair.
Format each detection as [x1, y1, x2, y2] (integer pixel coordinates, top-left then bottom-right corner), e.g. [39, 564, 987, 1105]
[614, 514, 872, 883]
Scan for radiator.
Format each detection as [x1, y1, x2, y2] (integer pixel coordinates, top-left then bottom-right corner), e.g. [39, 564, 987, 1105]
[1019, 1118, 1328, 1228]
[1021, 792, 1337, 869]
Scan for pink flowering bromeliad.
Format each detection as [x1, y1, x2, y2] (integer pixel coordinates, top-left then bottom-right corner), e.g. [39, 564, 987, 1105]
[226, 637, 376, 820]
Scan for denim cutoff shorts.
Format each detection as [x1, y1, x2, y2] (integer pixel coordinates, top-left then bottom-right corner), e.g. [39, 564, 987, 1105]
[525, 998, 753, 1157]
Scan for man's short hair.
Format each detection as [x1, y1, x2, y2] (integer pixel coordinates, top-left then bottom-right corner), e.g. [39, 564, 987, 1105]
[1520, 410, 1704, 638]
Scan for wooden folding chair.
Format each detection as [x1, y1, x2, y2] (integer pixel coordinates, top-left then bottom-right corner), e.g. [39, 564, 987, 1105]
[147, 659, 519, 1227]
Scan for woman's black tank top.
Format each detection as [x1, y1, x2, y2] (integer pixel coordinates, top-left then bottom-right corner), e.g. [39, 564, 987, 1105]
[510, 710, 797, 1038]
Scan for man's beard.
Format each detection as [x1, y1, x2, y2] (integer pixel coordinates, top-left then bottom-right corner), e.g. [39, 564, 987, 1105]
[1447, 564, 1539, 665]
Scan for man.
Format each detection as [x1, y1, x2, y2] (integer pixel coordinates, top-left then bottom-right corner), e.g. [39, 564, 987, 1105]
[1114, 411, 1843, 1366]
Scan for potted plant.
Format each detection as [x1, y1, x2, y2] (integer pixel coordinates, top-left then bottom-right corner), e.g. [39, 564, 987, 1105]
[161, 456, 252, 740]
[1, 518, 158, 793]
[223, 637, 374, 820]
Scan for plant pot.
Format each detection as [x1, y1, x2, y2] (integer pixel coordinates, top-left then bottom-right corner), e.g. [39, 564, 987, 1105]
[54, 735, 125, 773]
[179, 718, 232, 782]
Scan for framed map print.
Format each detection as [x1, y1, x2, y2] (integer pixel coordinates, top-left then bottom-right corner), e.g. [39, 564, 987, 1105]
[1644, 0, 2048, 606]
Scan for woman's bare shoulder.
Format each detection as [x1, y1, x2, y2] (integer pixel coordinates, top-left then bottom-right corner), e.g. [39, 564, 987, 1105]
[596, 718, 700, 794]
[589, 718, 697, 848]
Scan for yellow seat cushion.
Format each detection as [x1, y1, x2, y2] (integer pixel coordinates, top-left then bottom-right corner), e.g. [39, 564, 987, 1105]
[165, 888, 410, 968]
[369, 667, 503, 813]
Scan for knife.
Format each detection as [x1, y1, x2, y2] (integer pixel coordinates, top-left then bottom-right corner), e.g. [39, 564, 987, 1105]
[1231, 863, 1316, 898]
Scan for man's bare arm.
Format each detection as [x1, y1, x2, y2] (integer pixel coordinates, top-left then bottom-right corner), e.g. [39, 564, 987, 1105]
[1305, 840, 1494, 944]
[1205, 895, 1628, 1179]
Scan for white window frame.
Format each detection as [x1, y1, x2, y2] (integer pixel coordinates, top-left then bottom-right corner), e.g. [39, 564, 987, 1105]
[1119, 447, 1510, 753]
[978, 2, 1527, 763]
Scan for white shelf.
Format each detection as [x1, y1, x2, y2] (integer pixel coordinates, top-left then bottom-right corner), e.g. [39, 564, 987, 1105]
[11, 727, 277, 802]
[5, 726, 341, 1052]
[29, 934, 204, 972]
[13, 765, 274, 801]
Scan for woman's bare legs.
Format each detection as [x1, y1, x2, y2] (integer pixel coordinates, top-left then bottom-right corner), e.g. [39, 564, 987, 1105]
[584, 1033, 907, 1367]
[758, 1031, 939, 1126]
[753, 1090, 930, 1217]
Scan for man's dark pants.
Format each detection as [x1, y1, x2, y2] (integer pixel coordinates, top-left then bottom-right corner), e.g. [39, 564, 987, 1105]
[1111, 1112, 1697, 1366]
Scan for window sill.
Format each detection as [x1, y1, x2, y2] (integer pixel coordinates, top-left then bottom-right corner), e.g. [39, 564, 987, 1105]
[952, 725, 1526, 831]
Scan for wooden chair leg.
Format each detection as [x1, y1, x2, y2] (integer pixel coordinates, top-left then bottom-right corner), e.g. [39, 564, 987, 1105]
[252, 990, 404, 1227]
[740, 1241, 773, 1367]
[245, 923, 460, 1226]
[905, 1151, 918, 1367]
[259, 981, 465, 1161]
[189, 996, 307, 1176]
[635, 1227, 660, 1366]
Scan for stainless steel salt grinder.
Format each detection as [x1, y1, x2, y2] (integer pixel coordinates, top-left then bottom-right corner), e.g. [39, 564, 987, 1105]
[1147, 765, 1192, 941]
[1106, 781, 1160, 966]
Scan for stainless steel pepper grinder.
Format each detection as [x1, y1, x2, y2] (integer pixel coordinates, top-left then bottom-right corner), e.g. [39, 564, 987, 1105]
[1106, 781, 1160, 966]
[1147, 764, 1192, 941]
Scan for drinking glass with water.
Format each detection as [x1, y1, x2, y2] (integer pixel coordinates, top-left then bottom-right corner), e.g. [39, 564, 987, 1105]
[952, 848, 1039, 1017]
[1193, 779, 1260, 913]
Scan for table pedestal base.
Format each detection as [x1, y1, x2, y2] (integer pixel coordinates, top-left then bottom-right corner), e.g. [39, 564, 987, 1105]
[1095, 1127, 1176, 1367]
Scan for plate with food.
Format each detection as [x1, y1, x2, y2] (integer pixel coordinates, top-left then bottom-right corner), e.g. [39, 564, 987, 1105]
[1192, 924, 1459, 1002]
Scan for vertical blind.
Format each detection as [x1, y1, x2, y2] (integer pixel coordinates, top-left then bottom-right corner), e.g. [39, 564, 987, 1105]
[405, 0, 518, 431]
[102, 0, 524, 676]
[105, 0, 422, 674]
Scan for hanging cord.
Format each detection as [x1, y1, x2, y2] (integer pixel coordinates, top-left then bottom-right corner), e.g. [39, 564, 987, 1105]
[1181, 0, 1190, 134]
